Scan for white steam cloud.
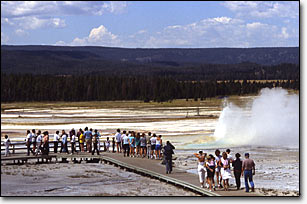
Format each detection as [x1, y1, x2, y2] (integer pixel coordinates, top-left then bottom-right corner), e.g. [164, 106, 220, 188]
[214, 88, 299, 147]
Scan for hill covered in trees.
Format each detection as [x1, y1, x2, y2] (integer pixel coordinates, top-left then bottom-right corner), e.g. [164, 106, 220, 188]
[1, 45, 299, 102]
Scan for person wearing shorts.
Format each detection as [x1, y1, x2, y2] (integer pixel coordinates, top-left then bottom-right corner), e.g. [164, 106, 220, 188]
[155, 135, 162, 159]
[150, 134, 156, 159]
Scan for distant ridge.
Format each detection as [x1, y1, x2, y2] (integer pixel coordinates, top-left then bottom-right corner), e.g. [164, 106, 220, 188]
[1, 45, 299, 76]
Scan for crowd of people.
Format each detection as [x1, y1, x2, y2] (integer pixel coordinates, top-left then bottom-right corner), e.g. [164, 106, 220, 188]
[193, 149, 255, 193]
[3, 131, 255, 193]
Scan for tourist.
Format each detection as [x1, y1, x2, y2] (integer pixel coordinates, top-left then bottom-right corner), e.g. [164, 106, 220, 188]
[206, 154, 216, 191]
[106, 137, 110, 152]
[35, 130, 43, 155]
[115, 129, 122, 153]
[31, 129, 37, 153]
[215, 149, 223, 189]
[25, 130, 34, 156]
[79, 130, 85, 152]
[77, 128, 82, 150]
[140, 133, 147, 158]
[53, 130, 60, 153]
[92, 130, 100, 155]
[194, 151, 207, 188]
[226, 149, 233, 162]
[120, 131, 125, 153]
[84, 127, 92, 153]
[42, 131, 49, 155]
[135, 133, 141, 157]
[71, 132, 77, 154]
[129, 132, 136, 157]
[69, 128, 75, 143]
[233, 153, 243, 190]
[94, 129, 101, 151]
[61, 130, 69, 154]
[122, 131, 129, 157]
[112, 137, 115, 153]
[220, 152, 232, 191]
[146, 132, 152, 158]
[163, 141, 175, 174]
[4, 135, 11, 157]
[150, 133, 157, 159]
[242, 153, 255, 192]
[155, 135, 162, 159]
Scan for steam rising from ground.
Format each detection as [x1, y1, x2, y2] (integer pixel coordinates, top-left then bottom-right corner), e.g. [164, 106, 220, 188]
[214, 88, 299, 147]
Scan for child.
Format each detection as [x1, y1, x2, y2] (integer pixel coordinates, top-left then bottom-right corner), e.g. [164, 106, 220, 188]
[106, 137, 110, 152]
[4, 135, 11, 157]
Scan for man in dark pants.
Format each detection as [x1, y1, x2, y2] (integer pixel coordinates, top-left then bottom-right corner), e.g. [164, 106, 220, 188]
[233, 153, 243, 190]
[26, 130, 34, 156]
[163, 141, 175, 174]
[92, 131, 99, 155]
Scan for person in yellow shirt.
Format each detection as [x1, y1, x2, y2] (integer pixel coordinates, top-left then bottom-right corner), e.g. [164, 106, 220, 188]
[79, 130, 85, 152]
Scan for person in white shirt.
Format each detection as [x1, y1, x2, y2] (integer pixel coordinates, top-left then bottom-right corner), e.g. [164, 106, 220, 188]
[71, 133, 76, 154]
[115, 129, 122, 153]
[122, 131, 129, 157]
[4, 135, 11, 157]
[26, 130, 34, 156]
[54, 130, 60, 153]
[150, 134, 157, 159]
[35, 131, 43, 156]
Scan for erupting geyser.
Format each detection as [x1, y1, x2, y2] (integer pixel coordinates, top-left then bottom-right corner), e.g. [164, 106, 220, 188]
[214, 88, 299, 147]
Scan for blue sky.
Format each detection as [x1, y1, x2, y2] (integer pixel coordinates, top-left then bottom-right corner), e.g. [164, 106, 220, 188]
[1, 1, 299, 48]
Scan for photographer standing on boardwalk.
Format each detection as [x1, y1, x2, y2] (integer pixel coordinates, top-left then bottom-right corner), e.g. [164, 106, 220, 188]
[163, 141, 175, 174]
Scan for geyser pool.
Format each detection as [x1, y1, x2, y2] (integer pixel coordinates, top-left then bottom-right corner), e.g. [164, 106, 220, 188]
[214, 88, 299, 147]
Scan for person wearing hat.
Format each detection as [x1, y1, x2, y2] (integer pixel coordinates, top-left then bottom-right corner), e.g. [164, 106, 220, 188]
[194, 150, 207, 188]
[242, 153, 255, 192]
[232, 153, 243, 190]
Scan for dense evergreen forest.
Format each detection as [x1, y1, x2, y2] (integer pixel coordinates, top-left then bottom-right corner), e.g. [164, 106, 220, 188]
[1, 73, 299, 102]
[1, 46, 299, 102]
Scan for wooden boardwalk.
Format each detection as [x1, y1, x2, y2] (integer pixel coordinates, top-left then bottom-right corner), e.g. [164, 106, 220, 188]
[1, 152, 260, 197]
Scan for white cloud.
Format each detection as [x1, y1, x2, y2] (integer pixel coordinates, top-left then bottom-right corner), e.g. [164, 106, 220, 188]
[280, 27, 289, 39]
[1, 1, 127, 18]
[122, 16, 297, 48]
[15, 28, 28, 36]
[1, 1, 126, 32]
[70, 25, 120, 47]
[11, 16, 66, 30]
[222, 1, 299, 19]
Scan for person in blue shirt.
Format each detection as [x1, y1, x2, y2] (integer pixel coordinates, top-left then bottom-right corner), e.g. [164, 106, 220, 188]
[61, 130, 69, 154]
[129, 132, 136, 157]
[84, 127, 92, 153]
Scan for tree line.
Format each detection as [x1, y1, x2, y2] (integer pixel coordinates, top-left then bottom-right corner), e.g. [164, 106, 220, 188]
[1, 73, 299, 102]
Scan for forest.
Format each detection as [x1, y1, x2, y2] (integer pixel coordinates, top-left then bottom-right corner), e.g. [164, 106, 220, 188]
[1, 73, 299, 102]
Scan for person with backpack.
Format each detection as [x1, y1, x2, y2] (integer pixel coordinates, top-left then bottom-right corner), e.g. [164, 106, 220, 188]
[163, 141, 175, 174]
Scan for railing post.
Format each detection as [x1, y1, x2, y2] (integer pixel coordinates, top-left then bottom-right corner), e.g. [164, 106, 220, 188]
[13, 144, 15, 154]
